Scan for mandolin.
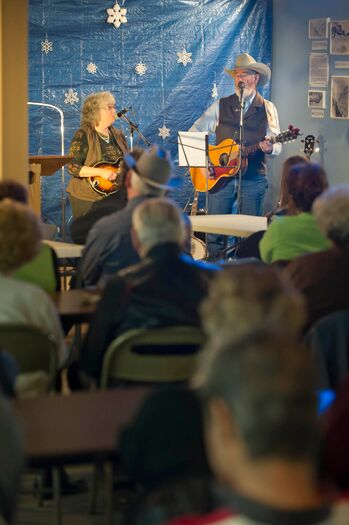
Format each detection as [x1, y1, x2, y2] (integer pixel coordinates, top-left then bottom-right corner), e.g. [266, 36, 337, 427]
[190, 125, 301, 192]
[89, 159, 123, 196]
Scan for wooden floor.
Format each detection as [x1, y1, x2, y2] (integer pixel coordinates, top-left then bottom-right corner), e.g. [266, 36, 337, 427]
[15, 466, 137, 525]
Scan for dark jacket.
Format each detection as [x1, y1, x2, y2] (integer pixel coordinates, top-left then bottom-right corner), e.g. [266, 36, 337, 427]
[70, 189, 127, 244]
[80, 243, 219, 379]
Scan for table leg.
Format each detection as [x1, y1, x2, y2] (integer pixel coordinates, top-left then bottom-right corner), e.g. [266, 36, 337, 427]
[52, 466, 62, 525]
[104, 461, 114, 525]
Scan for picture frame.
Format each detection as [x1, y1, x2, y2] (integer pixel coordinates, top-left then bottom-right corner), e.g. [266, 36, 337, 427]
[330, 20, 349, 55]
[308, 90, 326, 109]
[330, 76, 349, 119]
[309, 18, 329, 39]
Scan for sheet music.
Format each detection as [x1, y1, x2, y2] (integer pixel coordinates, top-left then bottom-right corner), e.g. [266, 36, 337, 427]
[178, 131, 207, 167]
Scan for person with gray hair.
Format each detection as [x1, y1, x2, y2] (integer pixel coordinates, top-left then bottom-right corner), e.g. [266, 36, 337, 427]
[67, 91, 128, 218]
[285, 184, 349, 326]
[170, 331, 349, 525]
[79, 197, 219, 380]
[79, 145, 182, 287]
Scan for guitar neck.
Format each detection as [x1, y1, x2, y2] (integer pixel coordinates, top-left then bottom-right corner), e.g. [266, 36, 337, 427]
[244, 142, 262, 156]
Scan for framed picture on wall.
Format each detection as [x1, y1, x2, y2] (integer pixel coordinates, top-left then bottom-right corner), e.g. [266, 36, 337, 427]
[308, 90, 326, 109]
[330, 76, 349, 119]
[330, 20, 349, 55]
[309, 18, 329, 39]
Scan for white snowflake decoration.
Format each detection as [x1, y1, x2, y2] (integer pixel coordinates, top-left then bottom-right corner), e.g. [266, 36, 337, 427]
[86, 62, 97, 74]
[211, 82, 218, 99]
[177, 49, 192, 67]
[135, 62, 147, 76]
[106, 2, 127, 29]
[158, 125, 170, 140]
[64, 88, 79, 105]
[41, 37, 53, 54]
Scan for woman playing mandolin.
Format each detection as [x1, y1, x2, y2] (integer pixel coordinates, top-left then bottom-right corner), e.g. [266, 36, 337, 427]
[67, 91, 128, 218]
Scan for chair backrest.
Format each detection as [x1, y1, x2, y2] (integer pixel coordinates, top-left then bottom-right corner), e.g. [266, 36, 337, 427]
[304, 310, 349, 391]
[100, 326, 206, 388]
[0, 324, 58, 383]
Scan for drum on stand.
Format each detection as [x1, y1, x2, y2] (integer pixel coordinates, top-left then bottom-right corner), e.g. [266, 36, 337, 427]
[191, 235, 207, 260]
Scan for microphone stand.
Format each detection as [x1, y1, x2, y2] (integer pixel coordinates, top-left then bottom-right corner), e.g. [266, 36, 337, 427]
[236, 84, 245, 214]
[224, 84, 245, 260]
[120, 113, 151, 150]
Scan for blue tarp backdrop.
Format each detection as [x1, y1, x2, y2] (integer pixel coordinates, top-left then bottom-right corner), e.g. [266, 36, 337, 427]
[29, 0, 272, 234]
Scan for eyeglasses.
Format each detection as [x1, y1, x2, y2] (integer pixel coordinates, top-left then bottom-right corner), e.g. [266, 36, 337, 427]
[101, 104, 116, 111]
[234, 72, 255, 79]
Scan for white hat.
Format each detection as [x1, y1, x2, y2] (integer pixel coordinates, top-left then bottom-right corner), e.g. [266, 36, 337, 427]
[224, 53, 271, 86]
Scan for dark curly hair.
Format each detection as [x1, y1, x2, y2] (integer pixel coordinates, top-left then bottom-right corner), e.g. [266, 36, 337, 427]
[285, 163, 328, 212]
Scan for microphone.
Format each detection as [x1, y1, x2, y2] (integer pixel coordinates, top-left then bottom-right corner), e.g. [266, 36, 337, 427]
[238, 81, 245, 92]
[116, 106, 131, 118]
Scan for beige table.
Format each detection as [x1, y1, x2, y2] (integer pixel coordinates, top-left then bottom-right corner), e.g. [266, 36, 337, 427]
[43, 240, 84, 258]
[189, 214, 267, 238]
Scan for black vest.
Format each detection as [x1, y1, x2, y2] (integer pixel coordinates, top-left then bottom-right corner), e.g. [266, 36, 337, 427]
[216, 93, 268, 177]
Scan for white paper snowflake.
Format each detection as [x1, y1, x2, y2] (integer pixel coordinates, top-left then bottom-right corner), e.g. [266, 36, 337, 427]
[106, 2, 127, 29]
[41, 37, 53, 54]
[64, 88, 79, 105]
[135, 62, 147, 76]
[211, 82, 218, 99]
[177, 49, 192, 67]
[158, 125, 171, 140]
[86, 62, 97, 74]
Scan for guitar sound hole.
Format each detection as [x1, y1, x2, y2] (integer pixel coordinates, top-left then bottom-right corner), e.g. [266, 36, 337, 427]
[219, 153, 229, 167]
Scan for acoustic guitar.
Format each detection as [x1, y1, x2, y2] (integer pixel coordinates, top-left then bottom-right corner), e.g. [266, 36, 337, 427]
[89, 158, 123, 196]
[190, 125, 301, 192]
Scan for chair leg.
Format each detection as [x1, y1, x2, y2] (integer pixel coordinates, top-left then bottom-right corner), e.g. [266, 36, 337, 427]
[104, 461, 114, 525]
[52, 466, 62, 525]
[89, 463, 101, 514]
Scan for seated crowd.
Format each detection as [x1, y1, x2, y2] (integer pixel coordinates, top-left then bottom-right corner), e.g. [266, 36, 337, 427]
[0, 147, 349, 524]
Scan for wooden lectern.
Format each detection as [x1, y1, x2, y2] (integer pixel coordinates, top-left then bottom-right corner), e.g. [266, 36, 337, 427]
[28, 155, 73, 216]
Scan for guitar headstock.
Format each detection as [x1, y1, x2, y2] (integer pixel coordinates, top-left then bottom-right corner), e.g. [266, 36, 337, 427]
[276, 125, 301, 144]
[301, 134, 319, 160]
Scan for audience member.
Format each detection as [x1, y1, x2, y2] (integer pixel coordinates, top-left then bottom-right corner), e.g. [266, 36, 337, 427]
[79, 198, 218, 380]
[285, 185, 349, 326]
[79, 145, 181, 287]
[0, 180, 60, 292]
[121, 388, 213, 525]
[259, 163, 330, 264]
[169, 331, 349, 525]
[200, 264, 306, 347]
[0, 200, 66, 365]
[236, 155, 308, 260]
[69, 148, 143, 244]
[0, 396, 23, 524]
[276, 154, 309, 212]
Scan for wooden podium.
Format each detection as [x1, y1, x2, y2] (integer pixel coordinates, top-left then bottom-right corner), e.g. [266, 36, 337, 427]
[28, 155, 73, 216]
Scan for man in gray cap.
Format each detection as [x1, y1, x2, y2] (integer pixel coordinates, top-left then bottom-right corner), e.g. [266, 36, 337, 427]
[79, 145, 180, 287]
[189, 53, 281, 258]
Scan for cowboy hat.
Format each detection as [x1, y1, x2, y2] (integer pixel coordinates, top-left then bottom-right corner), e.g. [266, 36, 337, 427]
[224, 52, 271, 86]
[124, 145, 181, 190]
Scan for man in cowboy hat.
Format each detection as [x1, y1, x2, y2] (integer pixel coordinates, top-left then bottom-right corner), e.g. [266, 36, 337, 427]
[189, 52, 281, 259]
[79, 145, 182, 287]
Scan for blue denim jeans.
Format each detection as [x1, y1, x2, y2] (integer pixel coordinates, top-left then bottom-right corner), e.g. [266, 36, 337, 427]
[207, 175, 268, 256]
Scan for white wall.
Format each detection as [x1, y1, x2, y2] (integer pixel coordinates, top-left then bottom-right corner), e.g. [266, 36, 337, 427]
[266, 0, 349, 210]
